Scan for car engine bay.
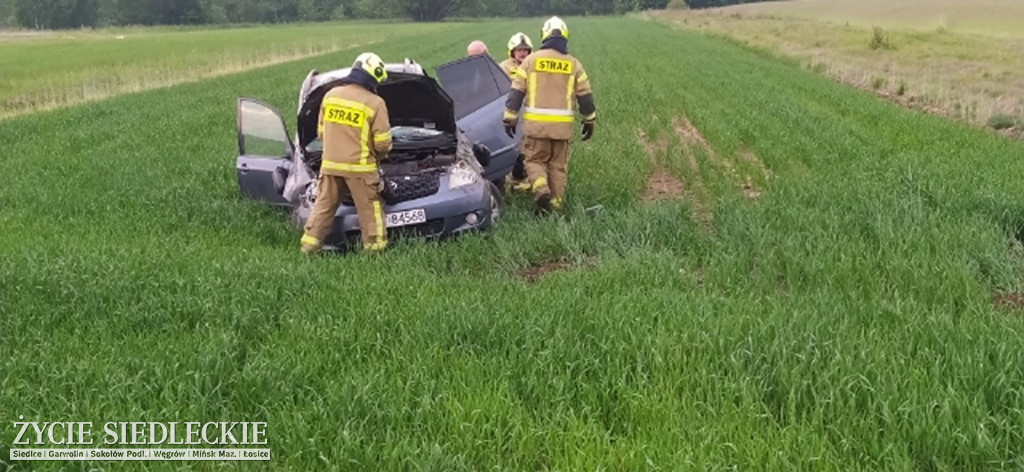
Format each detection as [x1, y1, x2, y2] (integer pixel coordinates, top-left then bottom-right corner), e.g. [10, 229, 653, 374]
[300, 126, 487, 205]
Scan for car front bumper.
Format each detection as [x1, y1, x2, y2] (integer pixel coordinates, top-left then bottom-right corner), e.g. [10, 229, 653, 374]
[294, 173, 498, 247]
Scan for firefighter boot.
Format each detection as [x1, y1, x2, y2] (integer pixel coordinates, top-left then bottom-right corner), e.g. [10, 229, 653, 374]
[532, 176, 552, 213]
[347, 174, 388, 252]
[547, 140, 570, 212]
[510, 154, 531, 192]
[301, 175, 345, 254]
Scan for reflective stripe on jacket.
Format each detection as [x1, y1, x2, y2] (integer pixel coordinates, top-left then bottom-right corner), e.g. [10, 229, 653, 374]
[317, 84, 392, 175]
[504, 49, 594, 141]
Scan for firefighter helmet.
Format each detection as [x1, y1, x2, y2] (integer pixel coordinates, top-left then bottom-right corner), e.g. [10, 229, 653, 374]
[541, 16, 569, 40]
[507, 32, 533, 57]
[353, 52, 387, 83]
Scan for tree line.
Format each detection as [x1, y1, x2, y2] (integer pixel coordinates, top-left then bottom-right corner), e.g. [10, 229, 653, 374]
[0, 0, 773, 29]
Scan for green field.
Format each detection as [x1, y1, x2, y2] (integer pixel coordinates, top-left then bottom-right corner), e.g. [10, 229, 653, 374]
[0, 22, 447, 118]
[3, 17, 1024, 470]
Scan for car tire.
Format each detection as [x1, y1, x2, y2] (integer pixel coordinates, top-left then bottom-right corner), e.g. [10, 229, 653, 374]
[490, 176, 505, 192]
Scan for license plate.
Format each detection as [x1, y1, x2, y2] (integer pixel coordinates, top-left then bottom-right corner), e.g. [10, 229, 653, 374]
[385, 208, 426, 228]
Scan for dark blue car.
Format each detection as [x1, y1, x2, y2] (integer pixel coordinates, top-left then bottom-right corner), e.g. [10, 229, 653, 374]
[234, 55, 520, 248]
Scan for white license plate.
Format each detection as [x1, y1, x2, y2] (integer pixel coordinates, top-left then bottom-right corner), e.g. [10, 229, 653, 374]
[385, 208, 426, 228]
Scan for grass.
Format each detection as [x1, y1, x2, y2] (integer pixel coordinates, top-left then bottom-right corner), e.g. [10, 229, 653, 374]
[987, 113, 1019, 130]
[868, 26, 894, 50]
[3, 17, 1024, 470]
[681, 0, 1024, 38]
[648, 0, 1024, 133]
[0, 21, 449, 118]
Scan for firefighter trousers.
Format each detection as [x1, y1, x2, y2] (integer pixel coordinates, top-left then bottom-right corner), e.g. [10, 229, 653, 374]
[300, 173, 387, 252]
[522, 137, 570, 204]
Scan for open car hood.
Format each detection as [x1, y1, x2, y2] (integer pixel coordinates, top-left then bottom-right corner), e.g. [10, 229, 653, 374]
[297, 72, 457, 151]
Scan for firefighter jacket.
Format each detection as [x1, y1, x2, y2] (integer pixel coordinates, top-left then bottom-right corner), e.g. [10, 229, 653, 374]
[499, 57, 519, 78]
[317, 82, 392, 176]
[503, 48, 595, 141]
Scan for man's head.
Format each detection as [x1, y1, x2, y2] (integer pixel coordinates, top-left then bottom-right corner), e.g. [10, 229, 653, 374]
[541, 16, 569, 41]
[466, 40, 488, 56]
[507, 32, 533, 63]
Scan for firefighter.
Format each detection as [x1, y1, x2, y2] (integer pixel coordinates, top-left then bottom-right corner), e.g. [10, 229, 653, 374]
[300, 52, 393, 254]
[502, 17, 595, 212]
[499, 32, 533, 78]
[500, 32, 535, 194]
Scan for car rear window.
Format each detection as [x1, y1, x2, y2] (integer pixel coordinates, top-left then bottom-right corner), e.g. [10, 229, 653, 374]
[434, 55, 510, 121]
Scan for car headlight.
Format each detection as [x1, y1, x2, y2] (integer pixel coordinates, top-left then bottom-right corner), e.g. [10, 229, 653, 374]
[448, 160, 480, 189]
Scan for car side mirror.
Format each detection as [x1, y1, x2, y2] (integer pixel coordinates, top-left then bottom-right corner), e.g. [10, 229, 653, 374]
[472, 143, 492, 167]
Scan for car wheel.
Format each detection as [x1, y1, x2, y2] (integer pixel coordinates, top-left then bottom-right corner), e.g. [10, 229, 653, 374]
[490, 176, 505, 191]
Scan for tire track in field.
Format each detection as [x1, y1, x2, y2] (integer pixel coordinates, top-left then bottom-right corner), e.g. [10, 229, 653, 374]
[637, 127, 686, 202]
[638, 115, 773, 224]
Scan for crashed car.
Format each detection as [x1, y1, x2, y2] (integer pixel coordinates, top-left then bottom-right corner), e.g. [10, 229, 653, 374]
[235, 55, 519, 248]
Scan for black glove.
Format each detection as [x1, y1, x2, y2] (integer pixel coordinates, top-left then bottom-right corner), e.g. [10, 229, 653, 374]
[504, 121, 516, 139]
[582, 121, 594, 141]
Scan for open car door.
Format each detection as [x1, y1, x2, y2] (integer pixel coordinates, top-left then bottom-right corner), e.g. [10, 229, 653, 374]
[236, 98, 293, 206]
[434, 55, 519, 182]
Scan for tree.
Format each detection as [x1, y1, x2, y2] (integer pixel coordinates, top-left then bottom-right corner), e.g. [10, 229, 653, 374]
[14, 0, 44, 28]
[199, 0, 228, 23]
[515, 0, 549, 17]
[0, 0, 14, 26]
[16, 0, 98, 28]
[349, 0, 400, 19]
[7, 0, 767, 29]
[70, 0, 99, 26]
[393, 0, 464, 21]
[296, 0, 317, 21]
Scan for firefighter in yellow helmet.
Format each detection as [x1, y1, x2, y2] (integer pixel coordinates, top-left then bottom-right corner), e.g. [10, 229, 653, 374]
[502, 17, 595, 212]
[300, 52, 393, 254]
[499, 32, 535, 194]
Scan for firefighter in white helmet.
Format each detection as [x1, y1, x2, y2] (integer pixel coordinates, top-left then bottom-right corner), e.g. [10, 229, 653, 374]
[300, 52, 393, 253]
[502, 17, 595, 212]
[499, 32, 533, 78]
[499, 32, 535, 193]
